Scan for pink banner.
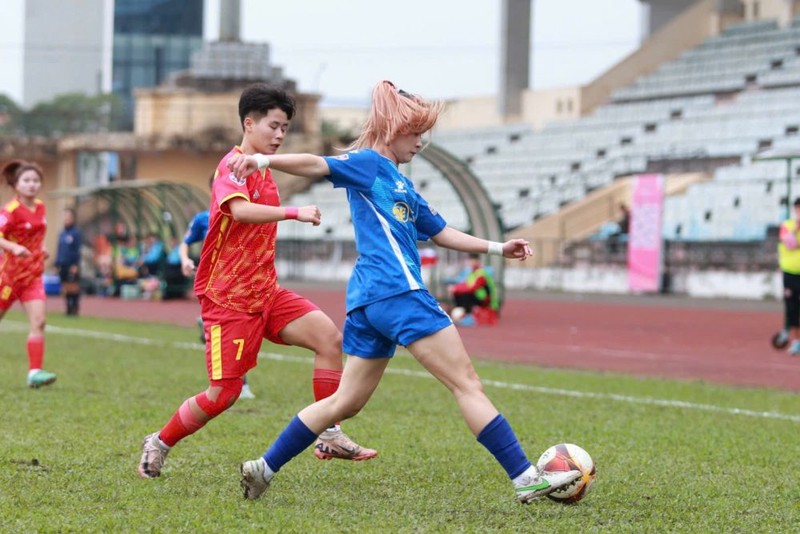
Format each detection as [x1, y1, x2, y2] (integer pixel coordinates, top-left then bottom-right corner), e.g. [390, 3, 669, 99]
[627, 174, 664, 293]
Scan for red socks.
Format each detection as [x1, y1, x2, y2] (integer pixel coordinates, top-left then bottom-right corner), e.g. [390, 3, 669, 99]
[27, 335, 44, 370]
[313, 368, 342, 401]
[159, 396, 208, 447]
[313, 368, 343, 428]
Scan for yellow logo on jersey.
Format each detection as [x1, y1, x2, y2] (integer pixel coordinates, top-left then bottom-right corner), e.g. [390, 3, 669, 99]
[393, 202, 410, 223]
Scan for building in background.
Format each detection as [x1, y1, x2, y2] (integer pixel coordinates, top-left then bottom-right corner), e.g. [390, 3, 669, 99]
[113, 0, 205, 129]
[6, 0, 111, 108]
[0, 0, 205, 129]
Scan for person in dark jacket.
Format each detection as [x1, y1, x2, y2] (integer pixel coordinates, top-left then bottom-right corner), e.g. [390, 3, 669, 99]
[55, 208, 81, 316]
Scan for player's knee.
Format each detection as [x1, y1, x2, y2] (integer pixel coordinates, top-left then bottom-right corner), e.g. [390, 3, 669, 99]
[314, 329, 344, 364]
[198, 378, 244, 416]
[30, 317, 46, 335]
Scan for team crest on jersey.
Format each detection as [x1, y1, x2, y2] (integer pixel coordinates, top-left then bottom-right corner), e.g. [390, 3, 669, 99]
[229, 174, 247, 186]
[393, 202, 411, 223]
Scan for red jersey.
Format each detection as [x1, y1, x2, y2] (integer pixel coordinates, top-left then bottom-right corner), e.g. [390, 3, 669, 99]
[0, 198, 47, 286]
[194, 147, 282, 313]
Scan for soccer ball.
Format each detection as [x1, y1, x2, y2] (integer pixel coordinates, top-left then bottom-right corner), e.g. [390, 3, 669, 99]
[536, 443, 596, 504]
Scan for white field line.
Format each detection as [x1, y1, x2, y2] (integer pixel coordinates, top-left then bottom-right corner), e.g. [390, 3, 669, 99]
[4, 321, 800, 424]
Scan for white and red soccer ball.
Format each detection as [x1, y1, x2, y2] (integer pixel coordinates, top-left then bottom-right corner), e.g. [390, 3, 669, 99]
[537, 443, 596, 504]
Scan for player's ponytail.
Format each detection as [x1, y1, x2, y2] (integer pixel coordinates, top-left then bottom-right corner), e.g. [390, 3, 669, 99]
[347, 80, 444, 151]
[1, 159, 44, 187]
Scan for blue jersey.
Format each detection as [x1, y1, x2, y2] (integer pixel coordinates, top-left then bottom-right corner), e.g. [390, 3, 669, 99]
[183, 210, 210, 245]
[324, 149, 447, 312]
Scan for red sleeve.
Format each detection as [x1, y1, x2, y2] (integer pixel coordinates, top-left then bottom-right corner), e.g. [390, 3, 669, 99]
[214, 155, 251, 215]
[0, 206, 13, 240]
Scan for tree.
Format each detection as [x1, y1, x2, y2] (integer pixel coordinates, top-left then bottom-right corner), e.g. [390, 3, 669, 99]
[0, 94, 25, 135]
[0, 93, 124, 137]
[23, 93, 124, 136]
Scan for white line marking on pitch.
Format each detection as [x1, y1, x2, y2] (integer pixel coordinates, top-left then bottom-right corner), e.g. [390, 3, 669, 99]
[3, 321, 799, 424]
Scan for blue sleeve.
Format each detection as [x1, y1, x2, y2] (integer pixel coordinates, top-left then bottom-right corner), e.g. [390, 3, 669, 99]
[323, 150, 379, 191]
[415, 193, 447, 241]
[183, 213, 206, 245]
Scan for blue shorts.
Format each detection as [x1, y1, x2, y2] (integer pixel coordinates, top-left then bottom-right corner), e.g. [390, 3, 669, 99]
[343, 289, 453, 358]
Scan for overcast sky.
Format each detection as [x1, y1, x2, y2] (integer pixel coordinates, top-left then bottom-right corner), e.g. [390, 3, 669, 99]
[0, 0, 643, 107]
[205, 0, 643, 106]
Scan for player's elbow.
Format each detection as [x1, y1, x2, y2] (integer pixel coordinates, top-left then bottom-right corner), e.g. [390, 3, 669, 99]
[228, 203, 252, 223]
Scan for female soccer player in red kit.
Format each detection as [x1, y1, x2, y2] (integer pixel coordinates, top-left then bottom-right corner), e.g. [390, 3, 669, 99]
[137, 83, 375, 479]
[0, 159, 57, 388]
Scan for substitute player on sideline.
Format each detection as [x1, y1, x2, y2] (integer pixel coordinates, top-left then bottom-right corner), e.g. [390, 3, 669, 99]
[0, 160, 57, 388]
[138, 83, 376, 479]
[232, 81, 580, 504]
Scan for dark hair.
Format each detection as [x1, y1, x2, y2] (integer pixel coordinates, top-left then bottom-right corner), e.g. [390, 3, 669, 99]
[794, 198, 800, 207]
[238, 83, 296, 129]
[2, 159, 43, 187]
[467, 253, 481, 260]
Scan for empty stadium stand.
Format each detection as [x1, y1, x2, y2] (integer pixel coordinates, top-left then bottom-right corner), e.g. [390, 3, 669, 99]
[280, 17, 800, 260]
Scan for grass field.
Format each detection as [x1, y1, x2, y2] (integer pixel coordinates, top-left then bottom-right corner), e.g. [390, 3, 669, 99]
[1, 311, 799, 532]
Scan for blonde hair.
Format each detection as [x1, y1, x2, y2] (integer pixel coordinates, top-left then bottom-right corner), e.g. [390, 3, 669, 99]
[347, 80, 444, 151]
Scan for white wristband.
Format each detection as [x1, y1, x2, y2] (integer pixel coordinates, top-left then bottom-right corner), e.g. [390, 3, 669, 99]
[254, 154, 271, 169]
[487, 241, 504, 256]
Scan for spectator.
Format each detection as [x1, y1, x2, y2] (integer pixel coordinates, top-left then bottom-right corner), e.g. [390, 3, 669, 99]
[113, 233, 140, 286]
[162, 236, 189, 300]
[447, 253, 499, 326]
[92, 233, 113, 295]
[617, 202, 631, 234]
[140, 232, 165, 277]
[778, 197, 800, 355]
[55, 207, 82, 316]
[607, 202, 631, 255]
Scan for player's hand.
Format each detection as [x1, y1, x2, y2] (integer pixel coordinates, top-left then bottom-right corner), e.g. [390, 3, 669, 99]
[298, 205, 321, 226]
[227, 154, 259, 178]
[41, 248, 49, 260]
[10, 243, 31, 257]
[502, 239, 533, 261]
[181, 258, 196, 277]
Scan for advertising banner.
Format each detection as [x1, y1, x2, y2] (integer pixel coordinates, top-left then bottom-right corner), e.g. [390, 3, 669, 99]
[627, 174, 664, 292]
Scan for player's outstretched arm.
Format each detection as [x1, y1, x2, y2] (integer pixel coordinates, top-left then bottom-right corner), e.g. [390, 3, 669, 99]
[227, 153, 330, 179]
[228, 197, 321, 226]
[431, 227, 533, 261]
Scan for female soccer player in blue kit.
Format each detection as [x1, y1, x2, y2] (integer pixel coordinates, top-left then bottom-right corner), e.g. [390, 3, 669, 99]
[228, 80, 580, 504]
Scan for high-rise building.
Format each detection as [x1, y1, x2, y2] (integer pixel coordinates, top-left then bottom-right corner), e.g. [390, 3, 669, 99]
[112, 0, 205, 128]
[0, 0, 204, 128]
[5, 0, 110, 108]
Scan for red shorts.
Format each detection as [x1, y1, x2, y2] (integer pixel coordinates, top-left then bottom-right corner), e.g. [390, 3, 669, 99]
[262, 287, 320, 345]
[0, 274, 45, 312]
[199, 288, 319, 380]
[201, 297, 266, 380]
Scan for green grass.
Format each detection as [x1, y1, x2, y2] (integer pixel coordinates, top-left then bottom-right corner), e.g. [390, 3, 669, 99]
[1, 310, 799, 532]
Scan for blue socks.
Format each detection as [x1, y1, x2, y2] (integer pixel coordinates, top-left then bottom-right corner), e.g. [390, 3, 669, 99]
[263, 415, 318, 473]
[476, 414, 532, 479]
